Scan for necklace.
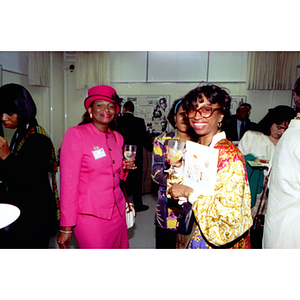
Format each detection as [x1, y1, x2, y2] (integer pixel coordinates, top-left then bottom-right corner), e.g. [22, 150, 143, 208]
[198, 129, 222, 146]
[198, 139, 212, 147]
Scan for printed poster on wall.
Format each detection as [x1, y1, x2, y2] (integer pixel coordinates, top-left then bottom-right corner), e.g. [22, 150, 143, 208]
[119, 95, 170, 139]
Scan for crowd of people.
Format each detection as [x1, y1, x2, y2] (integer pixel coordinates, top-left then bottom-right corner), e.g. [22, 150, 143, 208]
[0, 78, 299, 249]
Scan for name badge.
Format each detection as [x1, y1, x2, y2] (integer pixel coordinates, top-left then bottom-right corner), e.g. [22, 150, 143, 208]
[92, 148, 106, 160]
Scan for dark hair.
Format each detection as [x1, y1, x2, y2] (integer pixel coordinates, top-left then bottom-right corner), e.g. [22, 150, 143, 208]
[182, 84, 231, 116]
[167, 98, 183, 128]
[78, 111, 92, 125]
[123, 101, 134, 112]
[237, 103, 251, 113]
[256, 105, 296, 135]
[293, 77, 300, 112]
[0, 83, 37, 126]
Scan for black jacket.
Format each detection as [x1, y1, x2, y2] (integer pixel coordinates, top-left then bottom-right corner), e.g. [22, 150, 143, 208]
[116, 112, 152, 168]
[224, 115, 257, 141]
[0, 123, 57, 248]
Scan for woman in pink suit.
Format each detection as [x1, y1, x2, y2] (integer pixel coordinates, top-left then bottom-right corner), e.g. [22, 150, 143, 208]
[57, 85, 134, 249]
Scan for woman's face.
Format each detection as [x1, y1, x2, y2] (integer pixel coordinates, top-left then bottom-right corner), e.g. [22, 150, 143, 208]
[188, 95, 224, 141]
[88, 99, 116, 128]
[2, 113, 18, 129]
[174, 105, 190, 133]
[270, 121, 289, 140]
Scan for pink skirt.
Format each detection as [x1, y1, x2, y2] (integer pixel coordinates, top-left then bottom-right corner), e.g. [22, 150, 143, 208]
[73, 203, 129, 249]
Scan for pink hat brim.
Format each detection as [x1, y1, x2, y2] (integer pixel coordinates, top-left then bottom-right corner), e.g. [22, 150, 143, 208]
[84, 95, 120, 114]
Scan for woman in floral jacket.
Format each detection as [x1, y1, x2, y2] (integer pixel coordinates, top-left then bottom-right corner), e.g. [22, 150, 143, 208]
[168, 85, 252, 249]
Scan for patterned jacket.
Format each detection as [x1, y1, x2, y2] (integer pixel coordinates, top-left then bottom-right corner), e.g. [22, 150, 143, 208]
[168, 132, 253, 248]
[151, 130, 181, 231]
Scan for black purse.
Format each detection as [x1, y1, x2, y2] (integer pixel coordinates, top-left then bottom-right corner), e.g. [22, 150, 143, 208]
[176, 202, 196, 235]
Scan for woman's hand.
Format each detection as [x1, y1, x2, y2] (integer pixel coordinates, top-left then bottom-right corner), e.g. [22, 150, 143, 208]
[172, 158, 184, 168]
[169, 183, 193, 200]
[122, 158, 137, 170]
[57, 227, 73, 249]
[0, 136, 11, 160]
[164, 145, 187, 168]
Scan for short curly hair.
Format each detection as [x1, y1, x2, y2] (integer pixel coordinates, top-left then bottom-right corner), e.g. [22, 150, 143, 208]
[182, 84, 231, 116]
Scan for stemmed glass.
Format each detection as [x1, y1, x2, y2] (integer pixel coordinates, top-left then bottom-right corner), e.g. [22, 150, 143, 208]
[124, 145, 137, 169]
[165, 139, 185, 174]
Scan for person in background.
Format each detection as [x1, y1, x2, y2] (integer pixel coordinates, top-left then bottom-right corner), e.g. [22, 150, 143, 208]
[168, 85, 252, 249]
[238, 105, 296, 209]
[224, 103, 257, 141]
[0, 83, 58, 248]
[151, 99, 196, 249]
[239, 105, 296, 164]
[57, 85, 134, 249]
[116, 100, 153, 212]
[263, 77, 300, 248]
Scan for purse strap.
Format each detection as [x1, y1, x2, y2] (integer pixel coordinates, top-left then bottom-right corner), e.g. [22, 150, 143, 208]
[254, 168, 271, 219]
[112, 130, 134, 214]
[121, 180, 132, 211]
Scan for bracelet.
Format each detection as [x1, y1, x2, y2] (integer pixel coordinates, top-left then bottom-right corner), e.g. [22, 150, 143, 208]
[60, 230, 72, 234]
[187, 190, 194, 202]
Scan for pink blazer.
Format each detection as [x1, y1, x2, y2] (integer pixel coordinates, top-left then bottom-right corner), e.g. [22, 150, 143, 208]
[59, 123, 127, 227]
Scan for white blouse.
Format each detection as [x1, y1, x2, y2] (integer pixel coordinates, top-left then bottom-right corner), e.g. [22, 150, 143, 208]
[238, 130, 275, 162]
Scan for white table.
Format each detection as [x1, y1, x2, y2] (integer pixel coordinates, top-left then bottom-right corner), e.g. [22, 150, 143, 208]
[0, 203, 20, 229]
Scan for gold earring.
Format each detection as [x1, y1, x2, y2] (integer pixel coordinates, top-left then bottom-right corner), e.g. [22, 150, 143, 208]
[90, 113, 92, 119]
[218, 121, 222, 128]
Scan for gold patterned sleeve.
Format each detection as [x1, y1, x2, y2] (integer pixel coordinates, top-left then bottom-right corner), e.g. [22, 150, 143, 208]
[166, 173, 184, 199]
[192, 159, 252, 246]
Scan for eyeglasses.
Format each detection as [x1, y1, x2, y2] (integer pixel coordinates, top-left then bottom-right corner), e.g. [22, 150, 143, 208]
[186, 106, 221, 119]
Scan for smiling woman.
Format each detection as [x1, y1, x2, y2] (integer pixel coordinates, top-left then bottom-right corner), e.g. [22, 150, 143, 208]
[88, 100, 116, 132]
[57, 85, 135, 249]
[167, 84, 253, 249]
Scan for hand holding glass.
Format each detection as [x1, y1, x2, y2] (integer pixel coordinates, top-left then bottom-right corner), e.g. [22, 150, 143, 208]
[165, 139, 184, 174]
[124, 145, 137, 169]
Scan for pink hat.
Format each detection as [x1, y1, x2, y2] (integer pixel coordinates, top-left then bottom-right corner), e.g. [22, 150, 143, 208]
[84, 85, 121, 114]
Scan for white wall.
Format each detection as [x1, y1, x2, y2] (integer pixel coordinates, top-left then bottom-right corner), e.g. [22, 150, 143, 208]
[110, 82, 293, 123]
[62, 61, 296, 148]
[0, 51, 297, 154]
[63, 77, 294, 135]
[0, 52, 29, 75]
[50, 52, 65, 152]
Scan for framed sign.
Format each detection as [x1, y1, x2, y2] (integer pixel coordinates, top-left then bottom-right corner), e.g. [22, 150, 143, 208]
[119, 95, 170, 138]
[230, 96, 247, 115]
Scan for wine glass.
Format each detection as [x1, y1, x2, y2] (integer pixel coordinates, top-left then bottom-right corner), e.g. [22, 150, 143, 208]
[165, 139, 185, 174]
[124, 145, 137, 168]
